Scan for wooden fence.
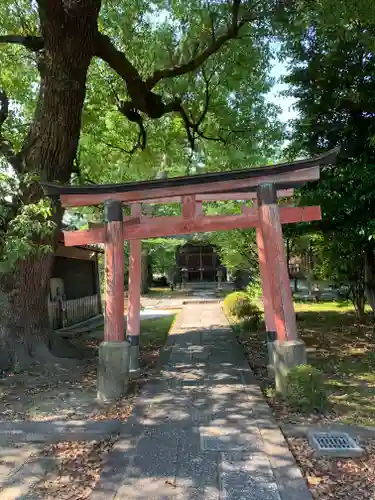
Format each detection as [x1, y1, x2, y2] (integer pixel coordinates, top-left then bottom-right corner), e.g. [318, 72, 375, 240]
[48, 294, 100, 330]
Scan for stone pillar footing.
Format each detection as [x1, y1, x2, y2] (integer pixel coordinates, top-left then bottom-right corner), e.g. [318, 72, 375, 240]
[266, 331, 277, 379]
[129, 344, 140, 379]
[97, 341, 130, 403]
[272, 340, 307, 394]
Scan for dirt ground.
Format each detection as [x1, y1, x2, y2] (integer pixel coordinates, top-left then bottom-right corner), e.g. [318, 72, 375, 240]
[235, 301, 375, 500]
[0, 325, 169, 499]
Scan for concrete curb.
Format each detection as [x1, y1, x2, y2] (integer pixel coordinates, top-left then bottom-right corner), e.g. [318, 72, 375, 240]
[223, 312, 313, 499]
[0, 420, 122, 445]
[281, 422, 375, 441]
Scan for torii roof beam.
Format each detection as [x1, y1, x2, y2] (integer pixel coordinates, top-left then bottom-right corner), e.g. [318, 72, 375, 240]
[41, 148, 339, 208]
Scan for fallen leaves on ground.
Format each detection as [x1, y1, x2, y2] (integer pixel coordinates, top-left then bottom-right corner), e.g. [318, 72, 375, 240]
[289, 437, 375, 500]
[34, 436, 118, 499]
[0, 324, 169, 498]
[236, 308, 375, 499]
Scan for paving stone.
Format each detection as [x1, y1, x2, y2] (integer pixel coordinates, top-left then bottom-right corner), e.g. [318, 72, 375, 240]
[177, 486, 220, 500]
[222, 482, 281, 500]
[126, 449, 178, 479]
[199, 423, 262, 451]
[277, 478, 313, 500]
[258, 426, 304, 481]
[0, 444, 40, 483]
[175, 451, 219, 488]
[115, 477, 180, 499]
[0, 456, 53, 500]
[90, 435, 142, 500]
[222, 451, 274, 480]
[90, 303, 307, 500]
[0, 420, 122, 444]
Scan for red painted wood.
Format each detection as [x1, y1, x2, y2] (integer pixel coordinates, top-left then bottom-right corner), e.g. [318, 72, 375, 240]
[258, 187, 298, 341]
[63, 227, 106, 246]
[256, 227, 276, 333]
[195, 201, 203, 216]
[123, 211, 259, 240]
[241, 205, 321, 224]
[182, 195, 197, 218]
[279, 206, 321, 224]
[60, 167, 319, 207]
[104, 221, 125, 341]
[126, 204, 142, 340]
[63, 205, 321, 246]
[130, 189, 295, 204]
[89, 216, 140, 229]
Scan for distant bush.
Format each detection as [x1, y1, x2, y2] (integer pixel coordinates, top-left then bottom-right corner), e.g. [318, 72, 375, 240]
[223, 291, 262, 328]
[246, 277, 262, 301]
[285, 365, 328, 413]
[367, 350, 375, 368]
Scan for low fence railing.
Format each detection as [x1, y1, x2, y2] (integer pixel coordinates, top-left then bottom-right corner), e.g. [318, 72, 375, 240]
[48, 294, 100, 330]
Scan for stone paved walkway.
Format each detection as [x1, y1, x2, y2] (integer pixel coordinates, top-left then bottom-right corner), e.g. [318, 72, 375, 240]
[91, 303, 312, 500]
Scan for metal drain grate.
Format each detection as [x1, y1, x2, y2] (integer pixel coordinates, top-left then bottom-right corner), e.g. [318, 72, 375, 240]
[308, 431, 364, 457]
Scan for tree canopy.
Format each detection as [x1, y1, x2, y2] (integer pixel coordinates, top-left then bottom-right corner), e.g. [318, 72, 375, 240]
[281, 0, 375, 316]
[0, 0, 287, 366]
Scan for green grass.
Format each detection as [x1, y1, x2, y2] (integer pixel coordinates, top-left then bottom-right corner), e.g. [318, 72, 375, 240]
[143, 287, 187, 298]
[139, 314, 176, 349]
[237, 300, 375, 427]
[85, 314, 176, 350]
[294, 301, 375, 426]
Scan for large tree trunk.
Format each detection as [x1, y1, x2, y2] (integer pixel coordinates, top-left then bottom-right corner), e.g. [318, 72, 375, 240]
[0, 1, 101, 370]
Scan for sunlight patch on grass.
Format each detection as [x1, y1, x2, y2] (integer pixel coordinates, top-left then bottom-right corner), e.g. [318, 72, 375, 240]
[139, 314, 176, 349]
[295, 301, 354, 313]
[295, 301, 375, 426]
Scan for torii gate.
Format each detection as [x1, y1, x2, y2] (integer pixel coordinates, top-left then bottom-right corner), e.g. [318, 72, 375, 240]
[42, 148, 338, 401]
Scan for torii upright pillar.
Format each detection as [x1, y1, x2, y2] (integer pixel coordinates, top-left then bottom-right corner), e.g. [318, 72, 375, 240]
[256, 225, 277, 376]
[126, 203, 142, 378]
[257, 184, 307, 393]
[97, 200, 130, 402]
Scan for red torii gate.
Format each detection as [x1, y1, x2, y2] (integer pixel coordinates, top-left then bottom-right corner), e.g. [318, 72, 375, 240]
[42, 147, 338, 400]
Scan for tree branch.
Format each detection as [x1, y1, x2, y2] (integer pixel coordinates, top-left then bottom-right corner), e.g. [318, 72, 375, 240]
[145, 0, 255, 89]
[0, 90, 23, 172]
[103, 118, 146, 156]
[94, 32, 166, 119]
[94, 3, 255, 153]
[163, 69, 226, 150]
[0, 34, 44, 51]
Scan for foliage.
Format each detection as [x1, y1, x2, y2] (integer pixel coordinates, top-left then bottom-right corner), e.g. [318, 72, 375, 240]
[138, 315, 176, 350]
[285, 365, 328, 413]
[0, 169, 56, 270]
[0, 0, 285, 274]
[206, 202, 258, 275]
[366, 350, 375, 369]
[144, 238, 185, 277]
[72, 0, 283, 185]
[281, 7, 375, 314]
[223, 291, 261, 322]
[0, 0, 289, 347]
[246, 276, 262, 301]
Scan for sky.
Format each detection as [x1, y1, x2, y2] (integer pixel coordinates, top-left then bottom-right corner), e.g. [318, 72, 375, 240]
[266, 52, 298, 124]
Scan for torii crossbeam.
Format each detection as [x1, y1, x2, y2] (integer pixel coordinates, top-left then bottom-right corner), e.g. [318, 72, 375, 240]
[42, 147, 338, 400]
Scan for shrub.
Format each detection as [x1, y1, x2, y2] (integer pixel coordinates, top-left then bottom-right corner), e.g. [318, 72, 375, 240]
[367, 350, 375, 369]
[246, 277, 262, 301]
[285, 364, 328, 413]
[223, 291, 262, 324]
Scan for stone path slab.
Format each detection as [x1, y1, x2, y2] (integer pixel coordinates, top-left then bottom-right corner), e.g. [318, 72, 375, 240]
[91, 303, 312, 500]
[0, 420, 122, 445]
